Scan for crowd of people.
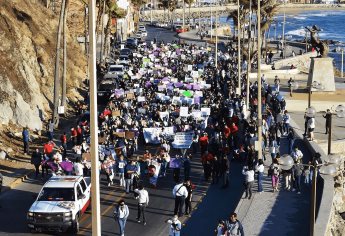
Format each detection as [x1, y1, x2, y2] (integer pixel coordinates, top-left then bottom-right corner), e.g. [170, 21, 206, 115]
[20, 32, 327, 235]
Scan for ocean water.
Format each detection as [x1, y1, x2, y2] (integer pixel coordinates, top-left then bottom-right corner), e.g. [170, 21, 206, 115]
[220, 10, 345, 71]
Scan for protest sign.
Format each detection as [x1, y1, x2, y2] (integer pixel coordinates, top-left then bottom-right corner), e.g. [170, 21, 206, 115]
[126, 92, 135, 99]
[169, 158, 182, 168]
[187, 65, 193, 71]
[192, 110, 201, 118]
[191, 71, 199, 78]
[180, 107, 189, 117]
[113, 132, 125, 138]
[125, 131, 135, 140]
[112, 110, 121, 117]
[172, 132, 194, 149]
[201, 107, 211, 116]
[159, 111, 169, 121]
[137, 96, 146, 102]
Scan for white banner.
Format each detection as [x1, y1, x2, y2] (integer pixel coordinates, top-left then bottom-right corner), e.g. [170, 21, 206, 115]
[180, 107, 189, 117]
[172, 132, 194, 149]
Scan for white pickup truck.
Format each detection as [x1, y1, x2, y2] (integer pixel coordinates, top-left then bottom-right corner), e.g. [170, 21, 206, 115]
[27, 176, 91, 233]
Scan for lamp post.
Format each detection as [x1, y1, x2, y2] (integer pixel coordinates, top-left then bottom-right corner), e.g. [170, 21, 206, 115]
[246, 0, 252, 107]
[88, 0, 101, 235]
[279, 153, 340, 236]
[237, 0, 241, 93]
[257, 0, 262, 160]
[215, 0, 218, 68]
[342, 48, 344, 78]
[182, 0, 185, 31]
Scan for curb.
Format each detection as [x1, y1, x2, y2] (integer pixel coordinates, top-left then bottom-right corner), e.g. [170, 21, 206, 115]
[2, 169, 34, 194]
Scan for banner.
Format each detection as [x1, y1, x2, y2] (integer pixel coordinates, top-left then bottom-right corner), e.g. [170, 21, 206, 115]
[172, 132, 194, 149]
[180, 107, 189, 117]
[169, 158, 182, 168]
[143, 128, 162, 144]
[201, 107, 211, 116]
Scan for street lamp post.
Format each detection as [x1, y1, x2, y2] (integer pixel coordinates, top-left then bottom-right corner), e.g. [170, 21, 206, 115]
[328, 105, 345, 155]
[257, 0, 262, 160]
[182, 0, 185, 31]
[215, 0, 218, 68]
[88, 0, 101, 235]
[279, 153, 340, 236]
[342, 48, 344, 78]
[246, 0, 252, 108]
[237, 0, 241, 93]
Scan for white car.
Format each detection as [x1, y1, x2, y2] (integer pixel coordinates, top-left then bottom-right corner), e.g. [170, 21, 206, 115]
[139, 29, 147, 37]
[27, 176, 91, 233]
[104, 64, 125, 78]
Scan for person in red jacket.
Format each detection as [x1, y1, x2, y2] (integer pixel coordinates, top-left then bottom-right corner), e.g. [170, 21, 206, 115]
[201, 151, 214, 181]
[76, 125, 83, 145]
[60, 132, 67, 159]
[70, 127, 77, 146]
[223, 125, 231, 139]
[230, 122, 239, 148]
[199, 133, 209, 154]
[43, 141, 55, 159]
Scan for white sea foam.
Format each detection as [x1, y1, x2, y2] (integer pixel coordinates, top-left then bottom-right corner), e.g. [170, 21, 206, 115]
[294, 16, 307, 20]
[286, 29, 306, 37]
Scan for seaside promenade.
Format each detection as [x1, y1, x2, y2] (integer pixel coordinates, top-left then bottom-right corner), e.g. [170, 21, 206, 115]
[177, 29, 345, 235]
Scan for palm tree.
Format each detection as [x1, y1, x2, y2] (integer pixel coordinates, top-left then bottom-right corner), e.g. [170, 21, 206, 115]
[168, 0, 178, 25]
[158, 0, 169, 22]
[131, 0, 148, 27]
[184, 0, 195, 22]
[227, 0, 279, 63]
[103, 0, 126, 57]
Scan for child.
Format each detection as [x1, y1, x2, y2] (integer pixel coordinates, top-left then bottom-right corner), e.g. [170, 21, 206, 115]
[303, 166, 310, 185]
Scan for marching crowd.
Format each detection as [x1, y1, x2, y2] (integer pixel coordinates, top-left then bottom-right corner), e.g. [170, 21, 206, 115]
[20, 31, 329, 235]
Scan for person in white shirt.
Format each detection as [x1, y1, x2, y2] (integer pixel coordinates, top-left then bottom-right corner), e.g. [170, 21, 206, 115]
[172, 181, 188, 217]
[255, 159, 265, 193]
[291, 147, 303, 164]
[113, 199, 129, 236]
[74, 158, 84, 176]
[283, 110, 291, 135]
[134, 184, 149, 225]
[307, 117, 316, 141]
[166, 215, 182, 236]
[242, 166, 255, 199]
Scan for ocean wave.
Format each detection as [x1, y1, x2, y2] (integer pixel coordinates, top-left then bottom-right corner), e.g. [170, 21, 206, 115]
[293, 16, 307, 20]
[286, 29, 306, 37]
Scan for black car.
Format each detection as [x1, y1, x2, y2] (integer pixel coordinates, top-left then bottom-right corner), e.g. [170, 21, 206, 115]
[97, 79, 117, 104]
[125, 38, 137, 49]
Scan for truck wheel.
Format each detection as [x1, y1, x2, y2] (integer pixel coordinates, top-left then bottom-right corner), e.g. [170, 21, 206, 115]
[72, 214, 80, 234]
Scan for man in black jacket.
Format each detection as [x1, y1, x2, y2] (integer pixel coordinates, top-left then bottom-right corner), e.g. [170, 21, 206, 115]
[31, 149, 43, 178]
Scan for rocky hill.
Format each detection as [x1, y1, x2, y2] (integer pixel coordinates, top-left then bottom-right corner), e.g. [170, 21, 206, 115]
[0, 0, 87, 131]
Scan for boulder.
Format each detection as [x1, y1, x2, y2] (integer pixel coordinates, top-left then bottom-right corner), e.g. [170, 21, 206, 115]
[0, 151, 7, 160]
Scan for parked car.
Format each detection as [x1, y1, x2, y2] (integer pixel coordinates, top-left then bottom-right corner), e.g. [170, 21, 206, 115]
[27, 176, 91, 233]
[105, 64, 125, 77]
[175, 25, 188, 33]
[120, 48, 132, 57]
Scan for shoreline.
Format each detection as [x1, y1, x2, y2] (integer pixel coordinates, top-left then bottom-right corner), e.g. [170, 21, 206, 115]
[277, 4, 345, 14]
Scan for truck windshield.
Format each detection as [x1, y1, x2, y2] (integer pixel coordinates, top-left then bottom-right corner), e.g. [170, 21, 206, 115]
[38, 188, 75, 201]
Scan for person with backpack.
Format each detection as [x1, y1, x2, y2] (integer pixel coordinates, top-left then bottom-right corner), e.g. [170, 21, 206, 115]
[172, 180, 188, 217]
[255, 159, 265, 194]
[225, 212, 244, 236]
[269, 158, 280, 192]
[113, 199, 129, 236]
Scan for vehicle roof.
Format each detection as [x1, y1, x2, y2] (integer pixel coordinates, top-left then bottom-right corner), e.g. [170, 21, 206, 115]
[43, 176, 83, 188]
[109, 64, 124, 68]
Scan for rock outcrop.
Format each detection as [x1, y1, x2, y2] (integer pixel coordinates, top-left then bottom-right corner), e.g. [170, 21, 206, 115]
[0, 0, 87, 130]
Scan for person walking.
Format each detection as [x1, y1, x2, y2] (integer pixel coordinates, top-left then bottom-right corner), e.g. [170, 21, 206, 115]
[184, 180, 194, 216]
[323, 109, 332, 134]
[307, 116, 315, 141]
[219, 156, 230, 188]
[31, 149, 42, 178]
[255, 159, 264, 194]
[60, 132, 67, 159]
[124, 160, 138, 193]
[242, 166, 254, 199]
[172, 181, 188, 217]
[113, 199, 129, 236]
[270, 158, 280, 192]
[225, 213, 244, 236]
[22, 127, 30, 155]
[166, 215, 182, 236]
[282, 110, 290, 135]
[117, 155, 127, 188]
[183, 154, 191, 181]
[134, 184, 149, 225]
[291, 146, 303, 164]
[292, 161, 303, 194]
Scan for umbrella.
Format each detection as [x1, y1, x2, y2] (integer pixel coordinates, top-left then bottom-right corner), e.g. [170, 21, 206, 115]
[174, 82, 184, 88]
[182, 90, 193, 97]
[60, 161, 74, 172]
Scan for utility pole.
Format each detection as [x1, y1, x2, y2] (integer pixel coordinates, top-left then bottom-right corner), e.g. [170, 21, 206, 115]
[210, 2, 213, 40]
[183, 0, 185, 30]
[88, 0, 101, 235]
[342, 48, 344, 78]
[328, 113, 332, 155]
[61, 0, 68, 108]
[100, 0, 106, 62]
[237, 0, 241, 93]
[215, 0, 218, 68]
[246, 0, 251, 107]
[52, 0, 67, 127]
[257, 0, 262, 160]
[282, 3, 286, 59]
[150, 0, 153, 24]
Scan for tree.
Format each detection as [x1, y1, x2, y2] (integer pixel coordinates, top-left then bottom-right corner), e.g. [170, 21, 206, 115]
[227, 0, 279, 63]
[158, 0, 169, 22]
[103, 0, 126, 57]
[184, 0, 195, 22]
[131, 0, 148, 27]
